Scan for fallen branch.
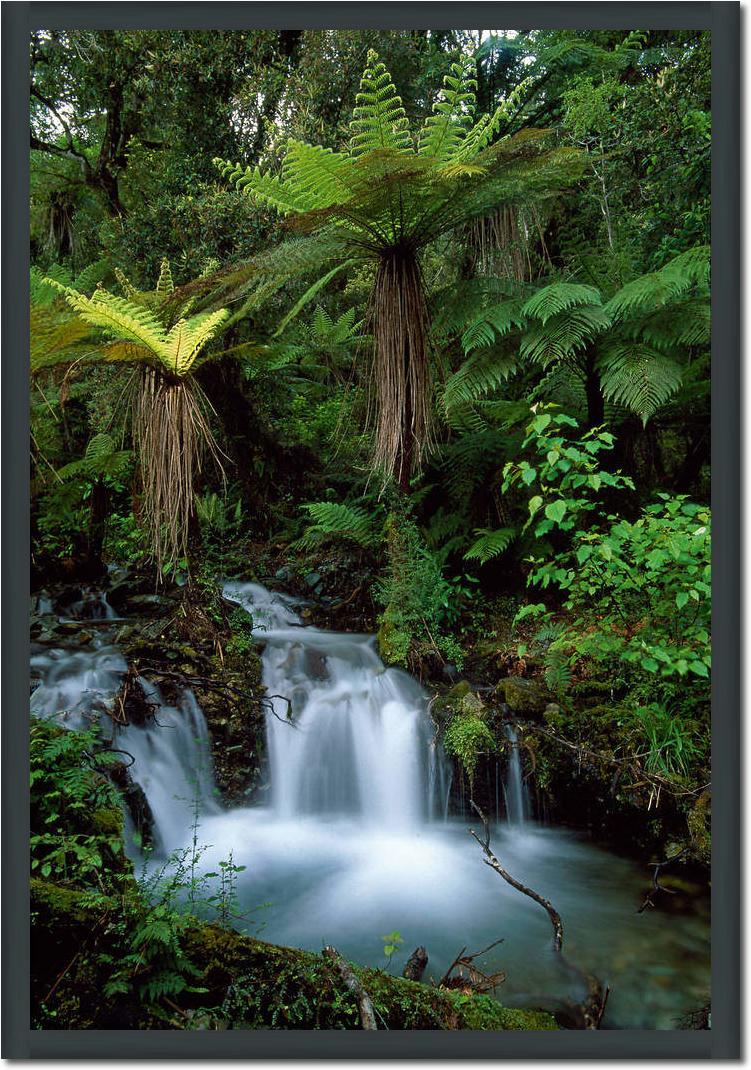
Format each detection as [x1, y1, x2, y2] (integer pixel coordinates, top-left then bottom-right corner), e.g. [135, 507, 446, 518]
[439, 937, 506, 994]
[322, 945, 377, 1030]
[468, 800, 609, 1029]
[469, 800, 563, 951]
[638, 848, 687, 913]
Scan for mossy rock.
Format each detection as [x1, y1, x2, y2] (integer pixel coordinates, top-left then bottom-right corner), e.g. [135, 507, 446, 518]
[376, 616, 411, 667]
[500, 676, 551, 717]
[432, 681, 487, 722]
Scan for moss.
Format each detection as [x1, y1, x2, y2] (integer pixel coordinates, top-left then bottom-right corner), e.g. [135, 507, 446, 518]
[90, 806, 124, 836]
[443, 713, 496, 788]
[686, 790, 711, 864]
[31, 878, 556, 1031]
[376, 614, 411, 667]
[433, 681, 487, 721]
[500, 676, 551, 717]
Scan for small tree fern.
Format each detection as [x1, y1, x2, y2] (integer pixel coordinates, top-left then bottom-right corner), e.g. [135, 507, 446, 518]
[34, 260, 231, 572]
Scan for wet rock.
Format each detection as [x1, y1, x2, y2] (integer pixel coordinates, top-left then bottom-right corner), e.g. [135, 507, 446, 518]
[304, 648, 328, 681]
[500, 676, 551, 717]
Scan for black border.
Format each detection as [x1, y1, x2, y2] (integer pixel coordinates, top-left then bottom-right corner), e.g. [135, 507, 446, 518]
[3, 2, 739, 1059]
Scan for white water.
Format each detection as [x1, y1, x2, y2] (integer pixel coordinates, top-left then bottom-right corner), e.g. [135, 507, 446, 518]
[29, 582, 711, 1028]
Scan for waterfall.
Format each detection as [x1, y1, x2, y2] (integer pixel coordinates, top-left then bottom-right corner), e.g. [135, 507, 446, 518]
[223, 581, 438, 828]
[31, 645, 128, 732]
[503, 723, 529, 827]
[116, 681, 219, 852]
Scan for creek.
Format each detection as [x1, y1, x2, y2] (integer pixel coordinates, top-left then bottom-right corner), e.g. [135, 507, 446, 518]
[30, 582, 710, 1029]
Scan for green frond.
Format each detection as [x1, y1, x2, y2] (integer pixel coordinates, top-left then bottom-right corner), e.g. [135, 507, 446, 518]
[156, 258, 174, 296]
[271, 259, 357, 338]
[464, 527, 515, 564]
[293, 501, 382, 551]
[73, 259, 112, 295]
[635, 298, 710, 351]
[114, 268, 137, 298]
[597, 341, 684, 424]
[349, 50, 412, 156]
[604, 248, 709, 323]
[30, 300, 94, 374]
[56, 433, 132, 482]
[46, 281, 167, 357]
[418, 54, 477, 160]
[451, 76, 533, 161]
[281, 140, 358, 210]
[444, 347, 518, 411]
[460, 298, 527, 353]
[521, 282, 602, 325]
[214, 156, 308, 215]
[161, 309, 230, 376]
[520, 304, 610, 366]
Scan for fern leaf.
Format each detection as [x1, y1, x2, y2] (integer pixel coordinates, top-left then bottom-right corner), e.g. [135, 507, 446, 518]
[460, 299, 526, 353]
[444, 347, 518, 410]
[349, 51, 412, 156]
[162, 309, 230, 376]
[419, 55, 477, 160]
[597, 341, 683, 424]
[464, 527, 515, 564]
[521, 282, 602, 325]
[214, 157, 307, 215]
[46, 281, 167, 357]
[156, 258, 174, 296]
[520, 305, 610, 366]
[293, 501, 381, 551]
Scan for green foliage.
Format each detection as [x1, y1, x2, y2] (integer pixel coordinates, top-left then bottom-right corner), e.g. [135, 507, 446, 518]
[293, 501, 383, 552]
[376, 510, 464, 668]
[443, 713, 496, 786]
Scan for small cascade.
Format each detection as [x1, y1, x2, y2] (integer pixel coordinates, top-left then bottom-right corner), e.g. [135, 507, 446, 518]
[223, 581, 441, 828]
[30, 645, 128, 732]
[116, 681, 219, 852]
[503, 723, 529, 827]
[63, 588, 118, 621]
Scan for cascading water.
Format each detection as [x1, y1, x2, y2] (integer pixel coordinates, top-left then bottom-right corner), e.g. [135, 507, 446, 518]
[223, 581, 437, 828]
[29, 582, 711, 1028]
[503, 724, 529, 827]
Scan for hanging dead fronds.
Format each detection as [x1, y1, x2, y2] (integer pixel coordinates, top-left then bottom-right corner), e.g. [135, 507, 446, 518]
[132, 369, 225, 572]
[465, 206, 532, 281]
[369, 249, 433, 491]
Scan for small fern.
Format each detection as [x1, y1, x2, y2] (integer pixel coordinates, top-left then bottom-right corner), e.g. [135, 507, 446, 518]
[464, 527, 515, 564]
[293, 501, 383, 551]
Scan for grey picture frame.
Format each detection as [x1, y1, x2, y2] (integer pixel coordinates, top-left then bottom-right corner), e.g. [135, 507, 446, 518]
[4, 2, 739, 1058]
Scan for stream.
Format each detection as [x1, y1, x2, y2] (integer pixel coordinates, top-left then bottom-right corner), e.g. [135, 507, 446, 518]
[30, 582, 710, 1029]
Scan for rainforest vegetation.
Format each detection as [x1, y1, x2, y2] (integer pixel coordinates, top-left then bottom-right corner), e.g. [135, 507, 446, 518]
[30, 28, 711, 1031]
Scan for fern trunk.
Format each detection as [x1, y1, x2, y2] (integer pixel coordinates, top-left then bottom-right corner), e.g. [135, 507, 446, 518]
[370, 248, 432, 489]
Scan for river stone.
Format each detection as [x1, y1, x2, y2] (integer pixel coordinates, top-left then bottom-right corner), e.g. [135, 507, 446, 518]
[500, 676, 550, 717]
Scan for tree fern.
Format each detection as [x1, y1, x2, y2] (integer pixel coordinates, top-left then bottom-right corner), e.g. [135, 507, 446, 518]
[213, 48, 584, 486]
[520, 304, 610, 366]
[521, 282, 603, 325]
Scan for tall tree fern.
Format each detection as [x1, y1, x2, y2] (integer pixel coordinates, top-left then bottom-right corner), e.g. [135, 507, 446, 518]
[215, 49, 584, 489]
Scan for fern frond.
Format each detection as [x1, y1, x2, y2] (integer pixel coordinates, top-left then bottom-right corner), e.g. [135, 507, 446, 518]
[460, 299, 526, 352]
[464, 527, 515, 564]
[282, 140, 358, 209]
[444, 347, 518, 410]
[520, 305, 610, 366]
[419, 54, 477, 160]
[30, 301, 94, 374]
[293, 501, 382, 551]
[349, 50, 412, 156]
[521, 282, 602, 325]
[156, 258, 174, 296]
[47, 281, 167, 356]
[597, 341, 683, 424]
[162, 309, 230, 376]
[214, 157, 308, 215]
